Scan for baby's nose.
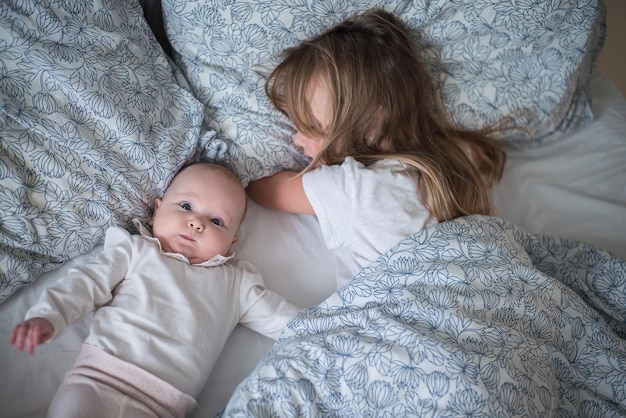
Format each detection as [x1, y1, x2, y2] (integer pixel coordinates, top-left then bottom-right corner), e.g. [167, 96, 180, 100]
[188, 220, 203, 232]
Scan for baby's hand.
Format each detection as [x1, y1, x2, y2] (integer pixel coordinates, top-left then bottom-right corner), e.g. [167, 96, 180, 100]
[9, 318, 53, 355]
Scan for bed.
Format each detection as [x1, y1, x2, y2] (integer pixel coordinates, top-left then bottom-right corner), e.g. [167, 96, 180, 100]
[1, 0, 625, 417]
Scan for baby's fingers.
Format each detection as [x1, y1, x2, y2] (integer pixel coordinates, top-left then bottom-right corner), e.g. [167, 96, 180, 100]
[10, 319, 52, 355]
[25, 331, 39, 356]
[9, 322, 29, 352]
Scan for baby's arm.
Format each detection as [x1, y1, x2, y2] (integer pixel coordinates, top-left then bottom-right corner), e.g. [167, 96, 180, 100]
[235, 260, 301, 340]
[9, 228, 133, 356]
[247, 171, 315, 215]
[9, 318, 53, 356]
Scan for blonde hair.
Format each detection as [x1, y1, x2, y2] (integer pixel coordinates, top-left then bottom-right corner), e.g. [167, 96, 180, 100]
[265, 9, 506, 222]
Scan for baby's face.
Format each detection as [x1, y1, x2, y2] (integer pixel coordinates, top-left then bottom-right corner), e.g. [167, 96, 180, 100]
[151, 164, 246, 264]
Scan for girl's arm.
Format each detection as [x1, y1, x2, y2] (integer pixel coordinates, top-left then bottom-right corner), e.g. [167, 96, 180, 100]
[247, 171, 315, 215]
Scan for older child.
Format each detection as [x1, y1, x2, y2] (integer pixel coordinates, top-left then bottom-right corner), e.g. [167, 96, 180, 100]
[10, 162, 299, 418]
[247, 9, 506, 287]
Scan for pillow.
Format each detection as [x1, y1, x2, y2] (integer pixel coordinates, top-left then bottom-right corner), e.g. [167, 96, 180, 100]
[0, 0, 204, 302]
[162, 0, 606, 184]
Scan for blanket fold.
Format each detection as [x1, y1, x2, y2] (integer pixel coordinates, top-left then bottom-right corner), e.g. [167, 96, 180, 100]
[221, 215, 626, 417]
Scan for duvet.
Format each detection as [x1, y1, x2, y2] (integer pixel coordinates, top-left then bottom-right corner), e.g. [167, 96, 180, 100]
[221, 215, 626, 417]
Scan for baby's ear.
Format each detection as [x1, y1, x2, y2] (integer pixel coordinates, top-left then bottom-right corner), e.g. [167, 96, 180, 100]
[231, 235, 239, 244]
[149, 198, 162, 226]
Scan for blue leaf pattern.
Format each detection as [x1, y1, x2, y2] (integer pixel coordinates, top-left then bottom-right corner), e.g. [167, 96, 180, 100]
[221, 216, 626, 417]
[0, 0, 204, 303]
[162, 0, 605, 185]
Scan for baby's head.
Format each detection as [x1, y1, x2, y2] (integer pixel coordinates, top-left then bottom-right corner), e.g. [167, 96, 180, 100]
[150, 162, 246, 264]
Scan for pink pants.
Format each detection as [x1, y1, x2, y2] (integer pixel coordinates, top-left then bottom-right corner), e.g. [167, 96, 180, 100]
[47, 344, 197, 418]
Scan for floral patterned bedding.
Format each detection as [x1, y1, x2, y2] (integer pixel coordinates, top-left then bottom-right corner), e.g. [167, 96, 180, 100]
[163, 0, 606, 185]
[221, 215, 626, 417]
[0, 0, 204, 302]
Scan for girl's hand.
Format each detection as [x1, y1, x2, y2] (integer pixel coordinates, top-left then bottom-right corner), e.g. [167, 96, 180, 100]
[9, 318, 54, 355]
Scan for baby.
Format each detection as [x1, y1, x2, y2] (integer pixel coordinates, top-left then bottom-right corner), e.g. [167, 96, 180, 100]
[10, 162, 299, 418]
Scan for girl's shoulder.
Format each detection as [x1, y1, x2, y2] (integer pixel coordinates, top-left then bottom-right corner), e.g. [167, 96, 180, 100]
[340, 156, 404, 171]
[345, 157, 407, 177]
[305, 157, 407, 182]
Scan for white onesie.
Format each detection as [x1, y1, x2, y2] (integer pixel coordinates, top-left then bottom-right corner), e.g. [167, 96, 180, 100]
[25, 223, 299, 398]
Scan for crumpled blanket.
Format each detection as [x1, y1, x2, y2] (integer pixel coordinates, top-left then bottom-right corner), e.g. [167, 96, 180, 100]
[221, 215, 626, 417]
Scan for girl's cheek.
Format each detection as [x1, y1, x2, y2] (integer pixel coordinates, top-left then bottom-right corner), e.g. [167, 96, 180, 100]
[312, 140, 323, 155]
[293, 131, 307, 148]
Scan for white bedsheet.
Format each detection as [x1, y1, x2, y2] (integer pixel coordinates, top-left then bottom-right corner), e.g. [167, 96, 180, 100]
[0, 72, 624, 417]
[491, 73, 626, 259]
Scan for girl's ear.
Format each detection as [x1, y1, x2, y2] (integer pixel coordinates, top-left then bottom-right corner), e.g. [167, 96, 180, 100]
[149, 198, 162, 226]
[231, 235, 239, 244]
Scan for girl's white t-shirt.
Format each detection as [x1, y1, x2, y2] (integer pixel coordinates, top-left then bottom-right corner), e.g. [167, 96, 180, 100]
[302, 157, 436, 288]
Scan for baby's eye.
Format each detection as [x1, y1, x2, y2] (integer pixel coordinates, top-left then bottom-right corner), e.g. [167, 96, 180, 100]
[210, 218, 223, 226]
[180, 202, 191, 211]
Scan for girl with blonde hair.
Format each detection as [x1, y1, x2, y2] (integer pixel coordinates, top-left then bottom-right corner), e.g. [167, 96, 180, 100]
[248, 9, 506, 286]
